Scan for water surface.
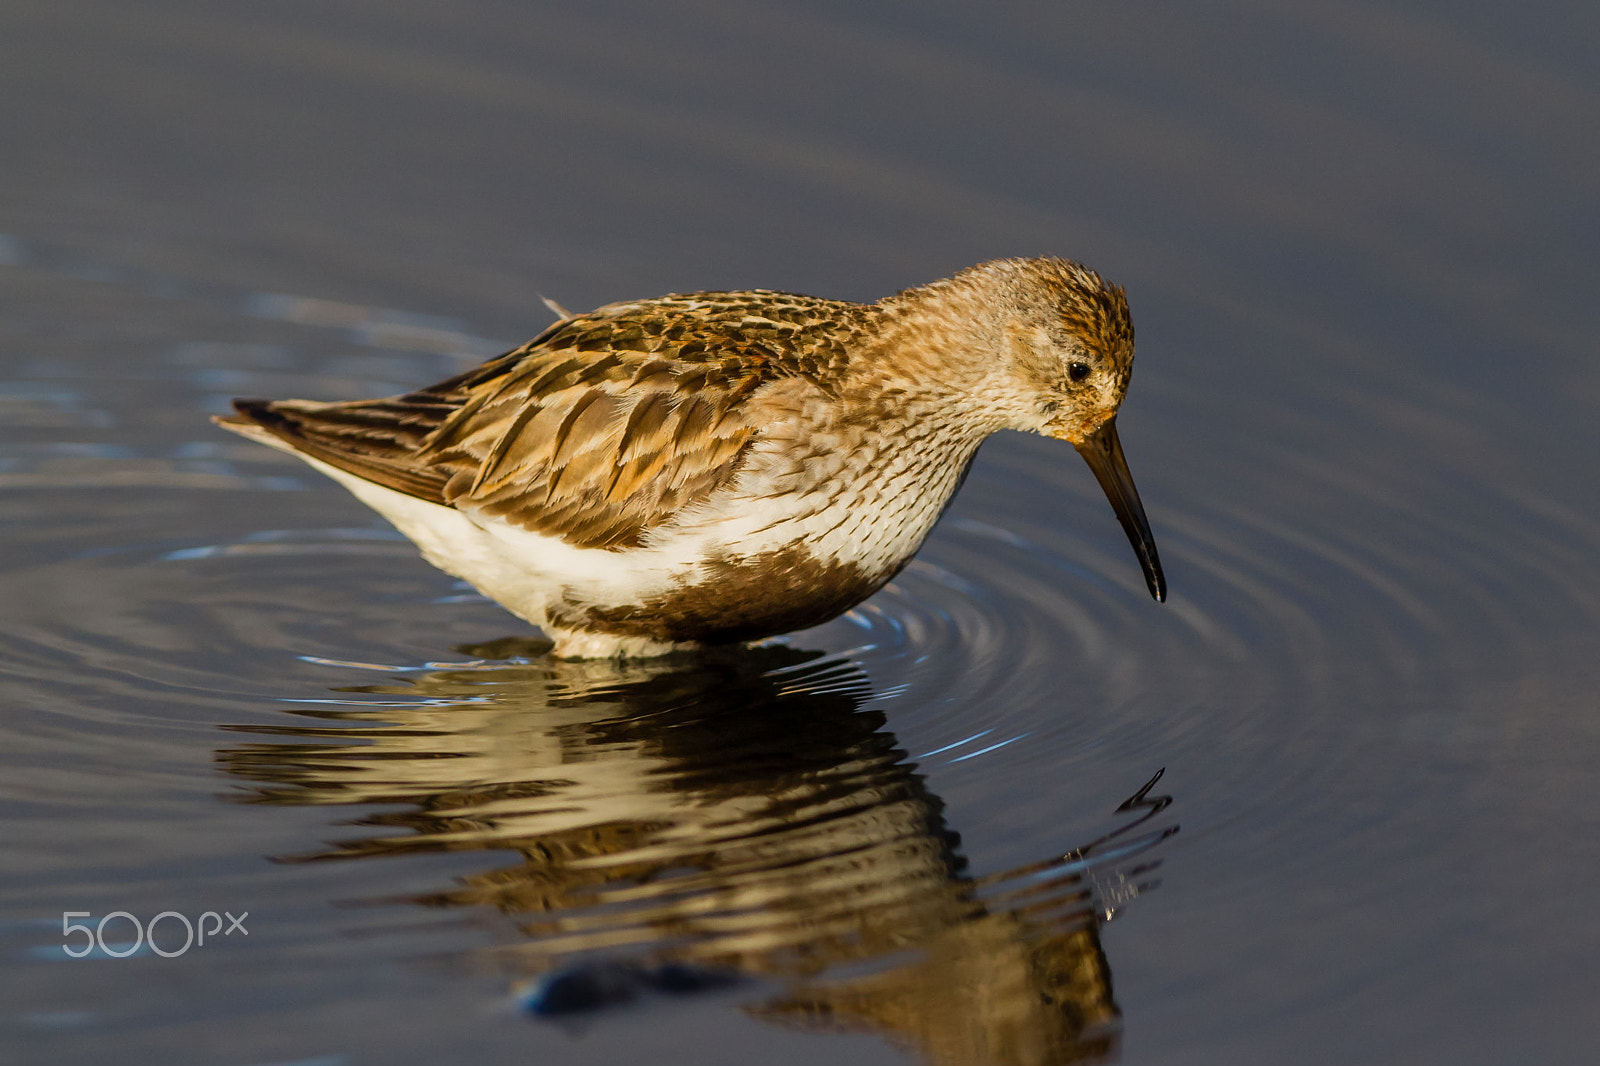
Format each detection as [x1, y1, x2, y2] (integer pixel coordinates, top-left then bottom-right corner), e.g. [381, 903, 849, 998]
[2, 3, 1598, 1064]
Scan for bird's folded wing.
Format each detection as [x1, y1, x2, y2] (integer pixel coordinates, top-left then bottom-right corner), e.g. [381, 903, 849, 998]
[217, 312, 785, 549]
[424, 341, 767, 548]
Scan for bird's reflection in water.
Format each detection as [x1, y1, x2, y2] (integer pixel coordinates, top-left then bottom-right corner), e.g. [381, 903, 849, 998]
[217, 641, 1176, 1066]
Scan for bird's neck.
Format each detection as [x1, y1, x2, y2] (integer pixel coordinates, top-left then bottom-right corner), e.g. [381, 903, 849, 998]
[850, 283, 1021, 440]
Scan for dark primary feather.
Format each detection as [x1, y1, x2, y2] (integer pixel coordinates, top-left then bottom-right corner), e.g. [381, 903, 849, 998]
[220, 292, 872, 550]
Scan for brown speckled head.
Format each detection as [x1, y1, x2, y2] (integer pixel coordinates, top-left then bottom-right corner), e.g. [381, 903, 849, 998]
[886, 258, 1161, 601]
[872, 257, 1136, 444]
[981, 257, 1135, 444]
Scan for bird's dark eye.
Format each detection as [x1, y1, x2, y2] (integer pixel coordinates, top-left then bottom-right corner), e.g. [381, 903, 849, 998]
[1068, 361, 1091, 382]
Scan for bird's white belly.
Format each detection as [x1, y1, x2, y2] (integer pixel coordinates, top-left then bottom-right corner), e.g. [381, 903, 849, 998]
[302, 444, 962, 639]
[307, 457, 685, 623]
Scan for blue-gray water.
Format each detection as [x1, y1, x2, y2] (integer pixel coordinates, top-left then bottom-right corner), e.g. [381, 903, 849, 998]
[2, 3, 1598, 1064]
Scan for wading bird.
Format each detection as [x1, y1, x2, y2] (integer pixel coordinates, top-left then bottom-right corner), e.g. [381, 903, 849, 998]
[217, 258, 1165, 657]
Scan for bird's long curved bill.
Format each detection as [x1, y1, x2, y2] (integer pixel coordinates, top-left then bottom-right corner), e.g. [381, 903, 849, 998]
[1074, 417, 1166, 602]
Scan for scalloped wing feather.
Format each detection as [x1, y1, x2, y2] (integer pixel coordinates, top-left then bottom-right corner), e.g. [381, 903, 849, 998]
[433, 352, 761, 548]
[218, 292, 869, 551]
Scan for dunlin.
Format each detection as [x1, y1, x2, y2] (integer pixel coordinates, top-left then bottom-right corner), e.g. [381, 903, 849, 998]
[217, 258, 1165, 657]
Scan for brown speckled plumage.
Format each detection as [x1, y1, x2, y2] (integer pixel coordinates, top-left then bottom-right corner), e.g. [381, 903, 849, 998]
[232, 291, 874, 549]
[217, 258, 1165, 658]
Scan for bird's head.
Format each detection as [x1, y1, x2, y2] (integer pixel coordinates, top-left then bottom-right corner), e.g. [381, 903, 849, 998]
[958, 257, 1166, 603]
